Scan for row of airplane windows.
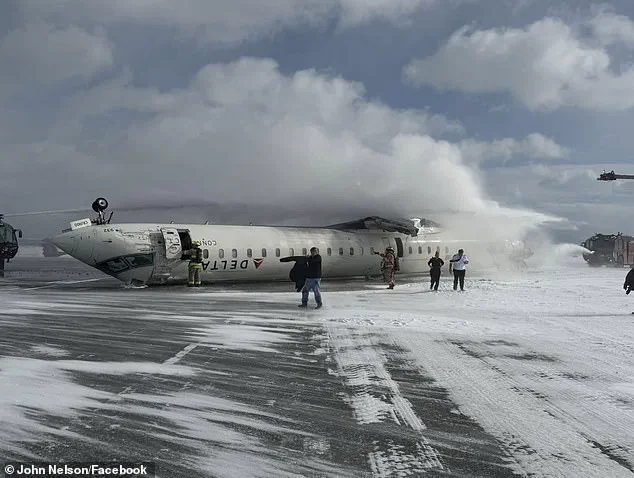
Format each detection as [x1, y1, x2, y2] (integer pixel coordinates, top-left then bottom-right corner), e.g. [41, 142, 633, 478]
[200, 245, 450, 259]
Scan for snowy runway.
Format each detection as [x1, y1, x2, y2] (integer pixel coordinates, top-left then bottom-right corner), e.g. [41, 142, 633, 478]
[0, 258, 633, 477]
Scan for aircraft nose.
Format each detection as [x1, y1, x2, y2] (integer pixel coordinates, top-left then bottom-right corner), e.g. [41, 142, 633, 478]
[51, 231, 77, 255]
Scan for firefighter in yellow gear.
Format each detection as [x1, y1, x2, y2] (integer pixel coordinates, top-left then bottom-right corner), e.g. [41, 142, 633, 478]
[187, 241, 203, 287]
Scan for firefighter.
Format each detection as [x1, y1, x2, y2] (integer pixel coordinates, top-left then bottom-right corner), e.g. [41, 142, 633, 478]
[374, 246, 396, 289]
[187, 241, 203, 287]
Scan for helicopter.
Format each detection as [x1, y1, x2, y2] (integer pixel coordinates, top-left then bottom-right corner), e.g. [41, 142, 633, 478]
[0, 213, 22, 277]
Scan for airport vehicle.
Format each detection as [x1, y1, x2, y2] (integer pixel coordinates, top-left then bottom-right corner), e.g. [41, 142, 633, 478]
[588, 170, 634, 266]
[580, 233, 634, 266]
[51, 198, 532, 286]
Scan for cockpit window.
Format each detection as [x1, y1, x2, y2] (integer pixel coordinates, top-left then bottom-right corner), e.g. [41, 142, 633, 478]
[96, 253, 154, 276]
[99, 257, 128, 274]
[125, 254, 153, 268]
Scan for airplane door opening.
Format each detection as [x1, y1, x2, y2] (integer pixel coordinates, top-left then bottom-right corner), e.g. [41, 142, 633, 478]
[394, 237, 404, 257]
[178, 230, 192, 251]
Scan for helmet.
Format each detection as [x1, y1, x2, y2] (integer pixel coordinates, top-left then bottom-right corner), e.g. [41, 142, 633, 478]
[192, 240, 201, 247]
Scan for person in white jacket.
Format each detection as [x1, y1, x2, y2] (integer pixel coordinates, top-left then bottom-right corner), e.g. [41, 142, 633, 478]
[449, 248, 469, 291]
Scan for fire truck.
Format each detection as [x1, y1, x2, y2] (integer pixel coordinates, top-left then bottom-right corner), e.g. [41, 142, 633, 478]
[586, 170, 634, 266]
[581, 233, 634, 267]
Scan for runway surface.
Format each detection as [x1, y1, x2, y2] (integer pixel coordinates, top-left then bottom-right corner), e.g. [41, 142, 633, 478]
[1, 257, 633, 477]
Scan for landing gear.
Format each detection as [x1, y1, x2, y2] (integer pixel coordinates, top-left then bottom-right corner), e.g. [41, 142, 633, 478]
[91, 197, 108, 212]
[91, 197, 113, 225]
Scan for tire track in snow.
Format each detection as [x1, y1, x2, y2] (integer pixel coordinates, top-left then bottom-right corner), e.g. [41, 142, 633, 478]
[393, 334, 634, 477]
[326, 325, 446, 476]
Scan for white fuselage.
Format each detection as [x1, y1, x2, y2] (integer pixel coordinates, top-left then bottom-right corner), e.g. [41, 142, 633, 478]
[51, 222, 526, 285]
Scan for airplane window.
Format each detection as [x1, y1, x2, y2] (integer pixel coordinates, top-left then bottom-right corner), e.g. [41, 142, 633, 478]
[360, 247, 364, 256]
[350, 247, 354, 255]
[301, 248, 307, 256]
[327, 248, 332, 256]
[427, 246, 431, 254]
[370, 247, 375, 254]
[262, 248, 267, 257]
[247, 248, 252, 258]
[219, 249, 224, 259]
[339, 247, 344, 255]
[289, 248, 294, 256]
[232, 249, 237, 258]
[408, 247, 412, 255]
[203, 249, 209, 259]
[275, 248, 280, 257]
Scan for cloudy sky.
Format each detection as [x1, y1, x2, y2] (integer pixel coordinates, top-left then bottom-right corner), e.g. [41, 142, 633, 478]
[2, 0, 634, 242]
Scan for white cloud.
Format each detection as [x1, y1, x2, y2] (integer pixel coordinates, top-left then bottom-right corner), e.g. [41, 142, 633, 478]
[459, 133, 570, 164]
[0, 23, 114, 95]
[21, 0, 435, 46]
[590, 7, 634, 46]
[337, 0, 432, 27]
[1, 57, 564, 242]
[404, 14, 634, 111]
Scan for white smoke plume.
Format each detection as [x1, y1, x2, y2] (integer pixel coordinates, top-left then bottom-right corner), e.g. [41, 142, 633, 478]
[4, 58, 570, 249]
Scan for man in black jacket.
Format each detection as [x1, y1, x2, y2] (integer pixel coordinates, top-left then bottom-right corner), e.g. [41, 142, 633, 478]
[624, 267, 634, 294]
[624, 267, 634, 314]
[299, 247, 323, 309]
[427, 250, 444, 291]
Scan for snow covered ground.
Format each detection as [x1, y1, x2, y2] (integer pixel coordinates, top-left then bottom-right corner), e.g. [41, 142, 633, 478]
[0, 257, 633, 477]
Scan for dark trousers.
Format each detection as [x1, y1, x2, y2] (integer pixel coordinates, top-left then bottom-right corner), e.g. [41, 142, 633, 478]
[430, 270, 440, 290]
[453, 269, 465, 290]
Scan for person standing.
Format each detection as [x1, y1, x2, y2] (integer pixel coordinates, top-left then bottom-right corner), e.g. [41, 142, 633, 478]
[374, 246, 396, 289]
[427, 250, 444, 291]
[299, 247, 323, 309]
[624, 267, 634, 314]
[186, 241, 203, 287]
[449, 248, 468, 291]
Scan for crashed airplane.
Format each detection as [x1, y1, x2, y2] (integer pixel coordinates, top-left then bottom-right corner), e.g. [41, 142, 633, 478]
[51, 198, 530, 286]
